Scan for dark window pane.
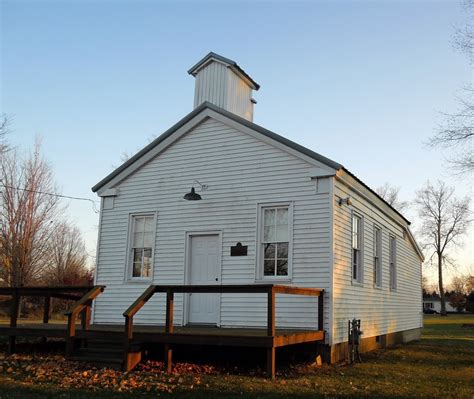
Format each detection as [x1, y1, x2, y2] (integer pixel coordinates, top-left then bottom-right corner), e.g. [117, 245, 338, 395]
[133, 248, 143, 262]
[264, 243, 275, 259]
[143, 248, 152, 277]
[277, 259, 288, 276]
[132, 262, 142, 277]
[264, 260, 275, 276]
[277, 242, 288, 258]
[353, 249, 359, 280]
[143, 259, 151, 277]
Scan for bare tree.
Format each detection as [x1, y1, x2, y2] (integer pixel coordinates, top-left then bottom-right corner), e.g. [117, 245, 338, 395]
[429, 88, 474, 173]
[42, 221, 89, 285]
[113, 133, 158, 168]
[415, 181, 471, 315]
[422, 275, 430, 296]
[454, 0, 474, 65]
[0, 115, 10, 154]
[376, 183, 409, 213]
[450, 274, 472, 295]
[429, 0, 473, 173]
[0, 140, 62, 287]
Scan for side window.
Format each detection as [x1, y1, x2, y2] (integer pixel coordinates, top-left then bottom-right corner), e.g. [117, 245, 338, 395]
[128, 214, 156, 279]
[352, 214, 363, 284]
[373, 226, 382, 287]
[258, 204, 292, 279]
[389, 235, 397, 290]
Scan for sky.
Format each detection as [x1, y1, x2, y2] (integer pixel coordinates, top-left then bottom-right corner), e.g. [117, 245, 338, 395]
[1, 0, 472, 286]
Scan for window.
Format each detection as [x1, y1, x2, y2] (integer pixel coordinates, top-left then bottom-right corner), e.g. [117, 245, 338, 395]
[373, 226, 382, 287]
[389, 235, 397, 290]
[128, 214, 156, 279]
[352, 214, 363, 283]
[258, 204, 292, 279]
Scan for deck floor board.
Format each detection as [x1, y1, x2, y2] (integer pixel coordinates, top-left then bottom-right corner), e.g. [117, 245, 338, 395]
[0, 322, 324, 347]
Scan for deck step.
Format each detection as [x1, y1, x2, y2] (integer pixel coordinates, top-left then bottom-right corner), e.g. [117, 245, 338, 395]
[85, 340, 124, 349]
[71, 355, 123, 370]
[76, 347, 123, 356]
[70, 339, 144, 371]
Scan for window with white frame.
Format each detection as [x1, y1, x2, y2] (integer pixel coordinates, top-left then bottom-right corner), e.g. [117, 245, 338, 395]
[352, 214, 363, 283]
[129, 214, 156, 279]
[259, 204, 291, 278]
[389, 235, 397, 290]
[373, 225, 382, 287]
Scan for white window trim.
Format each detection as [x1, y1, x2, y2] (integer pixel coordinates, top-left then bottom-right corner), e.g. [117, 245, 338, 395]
[389, 234, 397, 291]
[124, 211, 158, 282]
[351, 211, 364, 286]
[373, 224, 382, 289]
[255, 202, 293, 282]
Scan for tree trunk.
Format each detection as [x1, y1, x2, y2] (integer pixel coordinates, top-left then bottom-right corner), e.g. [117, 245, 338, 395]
[438, 252, 447, 316]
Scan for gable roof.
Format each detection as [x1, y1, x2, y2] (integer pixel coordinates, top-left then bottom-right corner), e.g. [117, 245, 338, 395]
[92, 101, 420, 254]
[92, 101, 341, 193]
[188, 52, 260, 91]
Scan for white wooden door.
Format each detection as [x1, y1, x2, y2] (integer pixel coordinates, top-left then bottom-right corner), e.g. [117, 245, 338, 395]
[188, 235, 220, 325]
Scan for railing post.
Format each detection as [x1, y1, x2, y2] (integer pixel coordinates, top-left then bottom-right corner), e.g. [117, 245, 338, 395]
[41, 295, 51, 344]
[80, 302, 91, 348]
[267, 286, 275, 337]
[66, 312, 76, 357]
[81, 302, 91, 331]
[124, 315, 133, 370]
[267, 286, 275, 379]
[318, 292, 324, 331]
[8, 289, 20, 354]
[164, 289, 174, 373]
[43, 295, 51, 324]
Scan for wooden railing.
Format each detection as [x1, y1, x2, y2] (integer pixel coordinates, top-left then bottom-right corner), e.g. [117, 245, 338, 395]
[123, 284, 324, 376]
[65, 285, 106, 356]
[0, 286, 94, 353]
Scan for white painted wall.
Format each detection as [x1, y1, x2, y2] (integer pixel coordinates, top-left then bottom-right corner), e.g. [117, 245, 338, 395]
[332, 177, 423, 344]
[93, 116, 332, 334]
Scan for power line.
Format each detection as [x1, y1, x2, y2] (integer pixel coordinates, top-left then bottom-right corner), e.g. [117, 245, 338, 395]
[0, 183, 100, 214]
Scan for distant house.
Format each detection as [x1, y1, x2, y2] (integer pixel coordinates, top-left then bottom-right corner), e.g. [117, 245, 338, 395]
[91, 52, 425, 364]
[423, 295, 459, 313]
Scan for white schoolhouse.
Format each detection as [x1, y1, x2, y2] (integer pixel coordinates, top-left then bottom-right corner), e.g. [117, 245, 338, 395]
[91, 52, 424, 363]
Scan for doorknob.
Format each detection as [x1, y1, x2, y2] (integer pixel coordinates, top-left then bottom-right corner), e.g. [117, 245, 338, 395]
[215, 278, 218, 281]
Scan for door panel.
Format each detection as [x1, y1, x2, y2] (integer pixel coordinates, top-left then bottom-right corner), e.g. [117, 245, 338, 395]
[188, 235, 220, 325]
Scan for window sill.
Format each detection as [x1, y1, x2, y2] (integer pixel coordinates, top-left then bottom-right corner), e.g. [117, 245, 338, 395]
[351, 280, 363, 287]
[125, 278, 153, 284]
[255, 278, 292, 284]
[373, 285, 383, 290]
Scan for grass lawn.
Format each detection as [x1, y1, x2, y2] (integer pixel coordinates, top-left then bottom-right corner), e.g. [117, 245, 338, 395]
[0, 314, 472, 398]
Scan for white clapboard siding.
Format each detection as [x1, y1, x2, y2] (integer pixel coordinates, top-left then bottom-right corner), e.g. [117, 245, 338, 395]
[332, 180, 423, 344]
[94, 117, 331, 332]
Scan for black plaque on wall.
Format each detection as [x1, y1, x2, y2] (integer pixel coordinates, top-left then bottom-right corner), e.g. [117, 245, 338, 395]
[230, 242, 247, 256]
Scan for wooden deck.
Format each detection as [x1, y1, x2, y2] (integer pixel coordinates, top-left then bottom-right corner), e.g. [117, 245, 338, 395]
[0, 284, 325, 378]
[0, 322, 324, 348]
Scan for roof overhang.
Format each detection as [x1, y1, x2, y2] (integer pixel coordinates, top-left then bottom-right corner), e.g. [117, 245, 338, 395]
[188, 52, 260, 91]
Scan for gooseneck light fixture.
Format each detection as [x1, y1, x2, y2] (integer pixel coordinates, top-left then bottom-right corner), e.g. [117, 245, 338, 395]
[183, 180, 208, 201]
[183, 187, 201, 201]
